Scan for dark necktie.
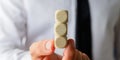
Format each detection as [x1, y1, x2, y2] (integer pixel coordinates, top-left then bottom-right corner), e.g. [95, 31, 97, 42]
[75, 0, 92, 59]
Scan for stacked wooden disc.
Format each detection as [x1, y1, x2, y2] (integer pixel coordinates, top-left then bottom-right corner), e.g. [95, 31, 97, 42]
[54, 10, 68, 48]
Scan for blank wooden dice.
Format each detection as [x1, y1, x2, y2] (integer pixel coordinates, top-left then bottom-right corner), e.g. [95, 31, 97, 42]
[54, 10, 68, 48]
[55, 23, 67, 36]
[55, 10, 68, 23]
[55, 37, 67, 48]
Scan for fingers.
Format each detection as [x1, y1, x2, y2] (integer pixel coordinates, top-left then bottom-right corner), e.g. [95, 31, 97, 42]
[29, 40, 55, 59]
[43, 56, 50, 60]
[74, 50, 82, 60]
[82, 53, 90, 60]
[62, 39, 90, 60]
[50, 53, 62, 60]
[73, 50, 90, 60]
[62, 39, 75, 60]
[78, 51, 90, 60]
[35, 54, 62, 60]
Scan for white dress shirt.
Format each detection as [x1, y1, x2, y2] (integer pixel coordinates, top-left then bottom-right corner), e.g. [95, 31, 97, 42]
[0, 0, 76, 60]
[0, 0, 120, 60]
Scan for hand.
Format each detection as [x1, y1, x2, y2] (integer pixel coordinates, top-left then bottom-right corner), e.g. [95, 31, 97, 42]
[29, 39, 90, 60]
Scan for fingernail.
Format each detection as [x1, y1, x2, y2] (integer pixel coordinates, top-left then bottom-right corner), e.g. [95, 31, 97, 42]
[46, 41, 52, 50]
[70, 39, 75, 47]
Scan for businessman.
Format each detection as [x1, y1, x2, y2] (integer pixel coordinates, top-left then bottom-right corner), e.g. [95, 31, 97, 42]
[0, 0, 120, 60]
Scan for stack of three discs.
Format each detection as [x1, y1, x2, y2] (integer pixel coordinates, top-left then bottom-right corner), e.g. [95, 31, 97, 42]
[54, 10, 68, 48]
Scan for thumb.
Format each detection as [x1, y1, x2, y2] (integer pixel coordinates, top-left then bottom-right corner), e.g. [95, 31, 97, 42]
[30, 40, 55, 57]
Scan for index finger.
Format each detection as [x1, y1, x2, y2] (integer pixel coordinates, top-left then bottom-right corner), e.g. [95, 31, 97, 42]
[62, 39, 75, 60]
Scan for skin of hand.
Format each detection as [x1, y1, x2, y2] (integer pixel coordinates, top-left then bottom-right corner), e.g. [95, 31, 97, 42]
[29, 39, 90, 60]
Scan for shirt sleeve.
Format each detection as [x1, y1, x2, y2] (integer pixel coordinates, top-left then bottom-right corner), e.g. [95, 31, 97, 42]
[0, 0, 31, 60]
